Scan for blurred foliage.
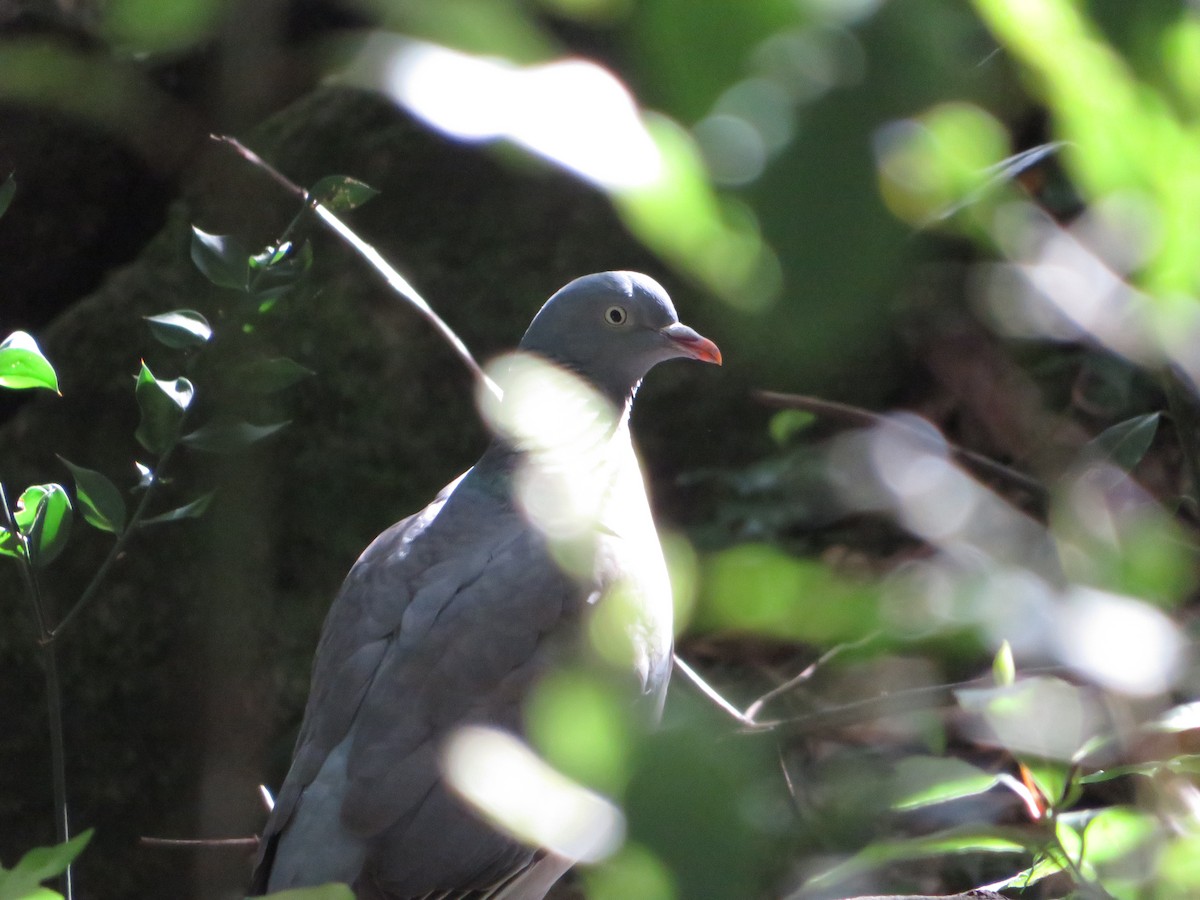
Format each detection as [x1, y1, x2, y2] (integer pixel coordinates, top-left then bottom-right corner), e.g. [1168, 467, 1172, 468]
[4, 0, 1200, 898]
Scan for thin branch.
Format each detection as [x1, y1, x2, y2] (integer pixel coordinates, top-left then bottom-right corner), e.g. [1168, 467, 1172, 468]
[742, 632, 879, 723]
[2, 483, 74, 900]
[139, 836, 259, 850]
[754, 390, 1048, 500]
[48, 445, 175, 643]
[211, 134, 500, 400]
[671, 653, 758, 728]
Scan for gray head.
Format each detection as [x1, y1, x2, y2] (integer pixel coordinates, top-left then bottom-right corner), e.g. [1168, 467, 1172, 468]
[518, 272, 721, 403]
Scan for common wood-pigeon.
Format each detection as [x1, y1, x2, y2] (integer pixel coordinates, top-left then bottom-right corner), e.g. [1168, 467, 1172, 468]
[249, 272, 721, 899]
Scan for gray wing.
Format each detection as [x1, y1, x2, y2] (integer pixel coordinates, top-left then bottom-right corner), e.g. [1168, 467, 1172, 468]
[252, 470, 583, 896]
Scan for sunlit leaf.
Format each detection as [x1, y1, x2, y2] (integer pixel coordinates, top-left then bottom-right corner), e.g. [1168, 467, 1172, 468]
[134, 461, 154, 491]
[0, 484, 73, 566]
[1086, 412, 1160, 470]
[138, 492, 213, 527]
[309, 175, 379, 212]
[0, 172, 14, 219]
[0, 829, 91, 900]
[190, 226, 250, 291]
[890, 756, 1001, 811]
[180, 420, 289, 453]
[230, 358, 313, 394]
[134, 362, 194, 455]
[58, 457, 127, 534]
[144, 309, 212, 350]
[0, 331, 59, 393]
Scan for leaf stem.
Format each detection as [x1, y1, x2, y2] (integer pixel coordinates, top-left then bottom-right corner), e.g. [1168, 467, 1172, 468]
[1, 483, 72, 899]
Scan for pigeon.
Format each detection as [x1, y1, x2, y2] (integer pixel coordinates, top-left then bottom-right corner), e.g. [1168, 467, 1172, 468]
[249, 271, 721, 899]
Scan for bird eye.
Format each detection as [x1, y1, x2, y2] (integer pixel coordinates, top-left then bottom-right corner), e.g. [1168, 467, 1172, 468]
[604, 305, 628, 326]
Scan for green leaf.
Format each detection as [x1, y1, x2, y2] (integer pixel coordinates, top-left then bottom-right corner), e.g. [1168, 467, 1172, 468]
[190, 226, 250, 291]
[248, 241, 313, 301]
[1086, 412, 1161, 471]
[0, 829, 92, 900]
[58, 457, 127, 534]
[890, 756, 1002, 811]
[139, 492, 213, 527]
[144, 310, 212, 350]
[0, 484, 72, 566]
[134, 362, 194, 455]
[180, 420, 289, 453]
[231, 357, 313, 394]
[0, 172, 14, 220]
[309, 175, 379, 212]
[0, 331, 60, 393]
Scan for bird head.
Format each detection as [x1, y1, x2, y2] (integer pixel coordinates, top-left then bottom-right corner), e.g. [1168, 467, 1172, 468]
[518, 272, 721, 404]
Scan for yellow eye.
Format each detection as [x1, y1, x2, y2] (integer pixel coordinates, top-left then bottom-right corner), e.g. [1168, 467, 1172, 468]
[604, 305, 628, 326]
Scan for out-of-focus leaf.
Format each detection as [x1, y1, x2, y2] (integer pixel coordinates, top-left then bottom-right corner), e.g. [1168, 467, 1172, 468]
[259, 884, 354, 900]
[309, 175, 379, 212]
[190, 226, 250, 291]
[138, 492, 212, 527]
[890, 756, 1001, 811]
[134, 362, 193, 455]
[1158, 832, 1200, 893]
[58, 457, 127, 534]
[768, 409, 814, 446]
[0, 331, 59, 393]
[0, 172, 14, 219]
[0, 484, 72, 566]
[102, 0, 225, 53]
[144, 310, 212, 350]
[698, 543, 879, 644]
[804, 826, 1030, 893]
[1085, 411, 1160, 470]
[527, 669, 631, 794]
[993, 640, 1015, 687]
[1074, 806, 1158, 868]
[231, 358, 313, 394]
[0, 829, 91, 900]
[875, 102, 1011, 228]
[582, 841, 674, 900]
[180, 420, 289, 453]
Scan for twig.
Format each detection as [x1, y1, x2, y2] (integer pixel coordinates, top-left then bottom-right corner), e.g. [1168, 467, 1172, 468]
[671, 653, 758, 728]
[210, 134, 501, 400]
[754, 390, 1048, 500]
[742, 632, 879, 723]
[139, 836, 259, 849]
